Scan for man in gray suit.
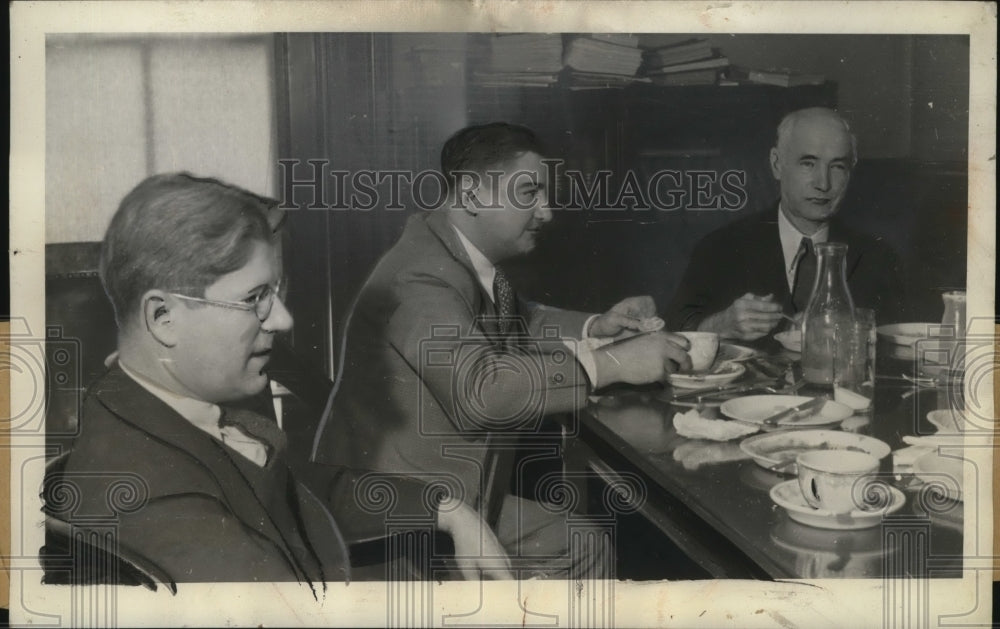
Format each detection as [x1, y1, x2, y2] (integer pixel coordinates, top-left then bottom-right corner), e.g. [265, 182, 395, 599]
[313, 122, 691, 578]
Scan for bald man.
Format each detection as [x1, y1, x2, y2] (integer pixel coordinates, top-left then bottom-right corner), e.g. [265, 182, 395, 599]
[666, 107, 905, 340]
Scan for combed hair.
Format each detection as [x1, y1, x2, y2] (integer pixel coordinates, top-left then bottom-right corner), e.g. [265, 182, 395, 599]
[100, 172, 279, 327]
[440, 122, 546, 194]
[775, 107, 858, 165]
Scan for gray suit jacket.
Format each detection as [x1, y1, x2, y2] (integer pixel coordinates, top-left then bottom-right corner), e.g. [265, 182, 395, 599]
[312, 211, 593, 505]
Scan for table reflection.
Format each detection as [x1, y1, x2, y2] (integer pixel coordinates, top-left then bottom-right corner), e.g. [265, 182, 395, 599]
[576, 343, 965, 579]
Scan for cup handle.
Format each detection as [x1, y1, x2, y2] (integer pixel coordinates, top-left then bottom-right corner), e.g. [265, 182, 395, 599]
[798, 472, 823, 509]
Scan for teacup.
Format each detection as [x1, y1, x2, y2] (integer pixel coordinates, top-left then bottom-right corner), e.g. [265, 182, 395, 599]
[796, 450, 880, 514]
[678, 331, 720, 372]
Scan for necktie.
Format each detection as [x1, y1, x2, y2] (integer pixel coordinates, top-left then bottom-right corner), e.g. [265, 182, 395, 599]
[218, 407, 287, 467]
[492, 268, 517, 337]
[792, 237, 817, 312]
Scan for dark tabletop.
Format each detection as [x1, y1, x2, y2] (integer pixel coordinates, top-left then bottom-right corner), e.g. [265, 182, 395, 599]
[574, 341, 965, 580]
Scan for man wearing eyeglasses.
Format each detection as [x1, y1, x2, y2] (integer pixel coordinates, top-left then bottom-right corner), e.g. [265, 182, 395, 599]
[55, 173, 509, 588]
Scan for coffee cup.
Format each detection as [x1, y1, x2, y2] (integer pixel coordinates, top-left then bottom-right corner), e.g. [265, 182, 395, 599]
[678, 331, 720, 372]
[796, 450, 880, 514]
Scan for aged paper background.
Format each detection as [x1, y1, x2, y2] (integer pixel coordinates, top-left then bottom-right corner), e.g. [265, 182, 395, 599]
[8, 1, 996, 626]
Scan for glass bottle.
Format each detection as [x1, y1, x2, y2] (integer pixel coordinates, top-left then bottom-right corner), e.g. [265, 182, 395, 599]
[941, 290, 966, 337]
[801, 242, 855, 385]
[940, 290, 967, 372]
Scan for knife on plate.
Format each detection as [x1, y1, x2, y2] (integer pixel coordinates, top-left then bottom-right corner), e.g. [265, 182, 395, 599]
[671, 381, 768, 401]
[761, 397, 827, 427]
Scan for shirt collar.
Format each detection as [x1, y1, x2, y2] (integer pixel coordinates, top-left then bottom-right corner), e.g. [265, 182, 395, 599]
[118, 360, 222, 436]
[777, 204, 829, 280]
[451, 223, 497, 302]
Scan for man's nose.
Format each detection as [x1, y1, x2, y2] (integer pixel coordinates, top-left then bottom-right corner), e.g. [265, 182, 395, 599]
[262, 295, 294, 332]
[812, 166, 831, 191]
[534, 198, 553, 223]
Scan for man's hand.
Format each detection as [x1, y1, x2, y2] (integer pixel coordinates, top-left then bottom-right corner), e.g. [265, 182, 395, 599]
[698, 293, 783, 341]
[436, 497, 512, 580]
[588, 296, 662, 338]
[592, 331, 692, 387]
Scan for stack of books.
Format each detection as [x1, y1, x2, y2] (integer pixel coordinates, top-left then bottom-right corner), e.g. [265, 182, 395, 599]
[726, 66, 826, 87]
[474, 34, 564, 87]
[641, 38, 728, 86]
[563, 35, 644, 84]
[588, 33, 641, 47]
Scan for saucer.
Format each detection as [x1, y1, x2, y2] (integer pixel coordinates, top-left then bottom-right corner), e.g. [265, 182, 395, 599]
[774, 330, 801, 353]
[740, 429, 891, 474]
[877, 323, 952, 362]
[926, 409, 964, 433]
[717, 343, 756, 363]
[668, 362, 746, 390]
[769, 480, 905, 530]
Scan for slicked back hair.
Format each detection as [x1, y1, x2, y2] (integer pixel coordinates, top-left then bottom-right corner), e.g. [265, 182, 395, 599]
[440, 122, 546, 196]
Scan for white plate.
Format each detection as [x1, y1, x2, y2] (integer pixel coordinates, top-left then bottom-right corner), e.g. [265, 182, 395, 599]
[774, 330, 802, 353]
[927, 409, 963, 433]
[877, 322, 942, 346]
[721, 395, 853, 428]
[740, 430, 891, 474]
[912, 451, 963, 502]
[770, 480, 905, 530]
[668, 362, 746, 390]
[717, 343, 756, 363]
[877, 323, 953, 362]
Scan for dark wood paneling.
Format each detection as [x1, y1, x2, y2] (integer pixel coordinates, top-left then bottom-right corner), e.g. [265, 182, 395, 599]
[276, 34, 970, 374]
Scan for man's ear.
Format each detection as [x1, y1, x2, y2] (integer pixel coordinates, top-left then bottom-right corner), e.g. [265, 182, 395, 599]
[769, 147, 782, 180]
[142, 290, 179, 347]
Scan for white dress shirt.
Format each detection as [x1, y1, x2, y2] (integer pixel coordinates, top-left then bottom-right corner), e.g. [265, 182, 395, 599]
[777, 204, 829, 292]
[451, 224, 601, 387]
[118, 360, 270, 467]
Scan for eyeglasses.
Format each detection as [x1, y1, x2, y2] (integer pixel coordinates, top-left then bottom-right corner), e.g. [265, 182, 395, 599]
[169, 278, 286, 323]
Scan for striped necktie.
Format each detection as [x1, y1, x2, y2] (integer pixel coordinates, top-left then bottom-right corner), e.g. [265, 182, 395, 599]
[218, 407, 287, 467]
[792, 237, 817, 312]
[492, 268, 517, 337]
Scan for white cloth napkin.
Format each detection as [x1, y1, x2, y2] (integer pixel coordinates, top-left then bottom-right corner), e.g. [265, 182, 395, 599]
[673, 408, 759, 441]
[901, 434, 965, 448]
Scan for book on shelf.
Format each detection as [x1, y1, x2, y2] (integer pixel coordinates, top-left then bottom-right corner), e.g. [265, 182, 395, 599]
[563, 36, 643, 76]
[590, 33, 640, 47]
[472, 71, 559, 88]
[646, 56, 730, 75]
[643, 38, 714, 69]
[727, 66, 826, 87]
[567, 71, 651, 89]
[648, 68, 719, 86]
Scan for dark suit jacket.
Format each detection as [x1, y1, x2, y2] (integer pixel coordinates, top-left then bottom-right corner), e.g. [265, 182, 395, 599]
[57, 366, 351, 586]
[312, 211, 593, 505]
[666, 205, 906, 332]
